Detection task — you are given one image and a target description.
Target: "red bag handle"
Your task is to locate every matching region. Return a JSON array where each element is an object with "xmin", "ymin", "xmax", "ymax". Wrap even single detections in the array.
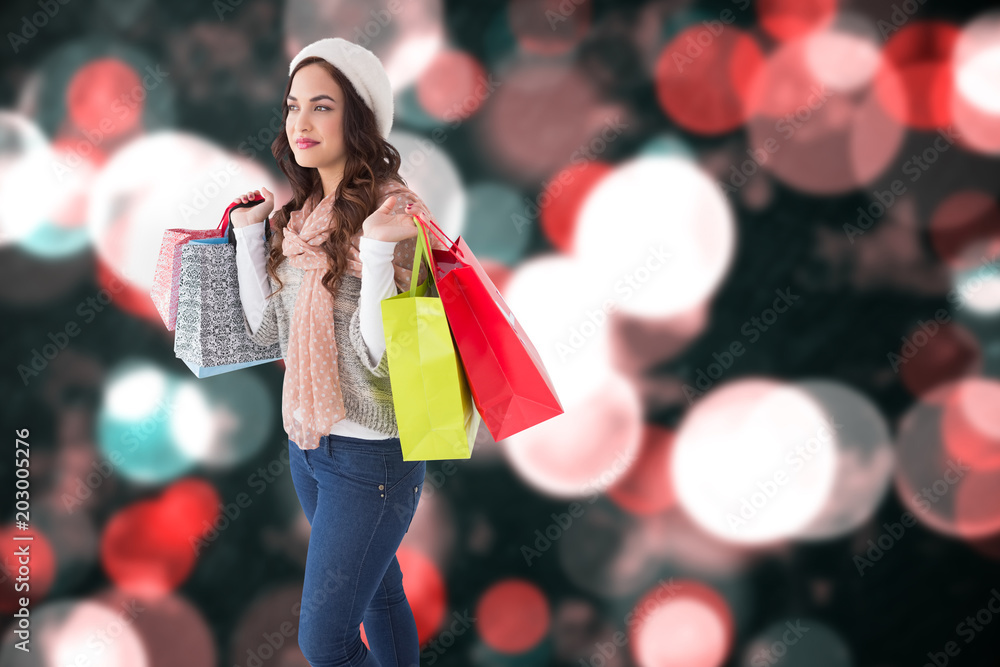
[
  {"xmin": 218, "ymin": 201, "xmax": 241, "ymax": 231},
  {"xmin": 222, "ymin": 193, "xmax": 268, "ymax": 242},
  {"xmin": 411, "ymin": 211, "xmax": 453, "ymax": 249},
  {"xmin": 221, "ymin": 193, "xmax": 264, "ymax": 229}
]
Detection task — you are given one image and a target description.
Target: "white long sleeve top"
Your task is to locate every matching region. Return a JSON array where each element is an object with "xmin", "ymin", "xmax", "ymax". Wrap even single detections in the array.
[{"xmin": 233, "ymin": 220, "xmax": 399, "ymax": 440}]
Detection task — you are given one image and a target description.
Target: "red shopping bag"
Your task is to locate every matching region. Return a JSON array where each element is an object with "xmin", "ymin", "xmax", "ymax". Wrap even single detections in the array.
[
  {"xmin": 151, "ymin": 196, "xmax": 257, "ymax": 330},
  {"xmin": 412, "ymin": 212, "xmax": 564, "ymax": 441}
]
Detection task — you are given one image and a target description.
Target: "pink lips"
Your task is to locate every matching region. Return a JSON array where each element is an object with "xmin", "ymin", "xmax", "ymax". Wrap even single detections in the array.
[{"xmin": 296, "ymin": 139, "xmax": 319, "ymax": 149}]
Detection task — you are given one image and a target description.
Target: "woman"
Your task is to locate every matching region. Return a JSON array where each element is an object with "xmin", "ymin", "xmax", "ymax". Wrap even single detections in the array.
[{"xmin": 227, "ymin": 37, "xmax": 444, "ymax": 667}]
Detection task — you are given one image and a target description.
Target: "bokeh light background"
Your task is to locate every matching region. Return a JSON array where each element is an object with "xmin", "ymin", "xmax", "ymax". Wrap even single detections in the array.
[{"xmin": 2, "ymin": 0, "xmax": 1000, "ymax": 665}]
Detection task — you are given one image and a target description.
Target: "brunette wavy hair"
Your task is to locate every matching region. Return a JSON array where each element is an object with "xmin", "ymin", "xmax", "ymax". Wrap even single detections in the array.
[{"xmin": 263, "ymin": 56, "xmax": 406, "ymax": 299}]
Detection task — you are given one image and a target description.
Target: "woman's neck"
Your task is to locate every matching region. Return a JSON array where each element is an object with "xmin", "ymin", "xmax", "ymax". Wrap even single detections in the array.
[{"xmin": 318, "ymin": 164, "xmax": 345, "ymax": 199}]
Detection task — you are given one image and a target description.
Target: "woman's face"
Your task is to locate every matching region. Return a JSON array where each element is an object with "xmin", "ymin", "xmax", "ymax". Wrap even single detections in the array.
[{"xmin": 286, "ymin": 64, "xmax": 346, "ymax": 172}]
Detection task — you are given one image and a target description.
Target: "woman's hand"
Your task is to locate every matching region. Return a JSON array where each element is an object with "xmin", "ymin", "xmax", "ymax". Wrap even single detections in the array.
[
  {"xmin": 361, "ymin": 196, "xmax": 420, "ymax": 243},
  {"xmin": 230, "ymin": 187, "xmax": 275, "ymax": 228}
]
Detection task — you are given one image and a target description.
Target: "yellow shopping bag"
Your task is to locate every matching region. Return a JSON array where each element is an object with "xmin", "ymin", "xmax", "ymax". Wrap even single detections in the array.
[{"xmin": 381, "ymin": 216, "xmax": 481, "ymax": 461}]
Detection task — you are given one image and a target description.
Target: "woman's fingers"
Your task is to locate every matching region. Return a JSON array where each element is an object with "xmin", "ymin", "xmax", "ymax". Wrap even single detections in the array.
[{"xmin": 234, "ymin": 189, "xmax": 262, "ymax": 203}]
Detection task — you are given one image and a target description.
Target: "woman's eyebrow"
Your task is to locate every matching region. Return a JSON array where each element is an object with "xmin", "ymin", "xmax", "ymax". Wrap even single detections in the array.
[{"xmin": 286, "ymin": 94, "xmax": 336, "ymax": 102}]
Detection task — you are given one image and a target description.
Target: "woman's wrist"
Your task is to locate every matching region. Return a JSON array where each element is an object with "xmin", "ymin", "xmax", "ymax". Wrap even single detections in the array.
[
  {"xmin": 233, "ymin": 221, "xmax": 264, "ymax": 229},
  {"xmin": 359, "ymin": 234, "xmax": 398, "ymax": 249},
  {"xmin": 229, "ymin": 211, "xmax": 265, "ymax": 229}
]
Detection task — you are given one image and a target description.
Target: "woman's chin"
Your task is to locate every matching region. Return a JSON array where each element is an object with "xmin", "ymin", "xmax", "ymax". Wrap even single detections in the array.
[
  {"xmin": 292, "ymin": 152, "xmax": 339, "ymax": 169},
  {"xmin": 292, "ymin": 154, "xmax": 317, "ymax": 167}
]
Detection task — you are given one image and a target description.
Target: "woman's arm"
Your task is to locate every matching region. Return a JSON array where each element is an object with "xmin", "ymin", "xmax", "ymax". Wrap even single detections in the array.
[
  {"xmin": 233, "ymin": 221, "xmax": 280, "ymax": 347},
  {"xmin": 348, "ymin": 184, "xmax": 445, "ymax": 376},
  {"xmin": 353, "ymin": 236, "xmax": 398, "ymax": 371}
]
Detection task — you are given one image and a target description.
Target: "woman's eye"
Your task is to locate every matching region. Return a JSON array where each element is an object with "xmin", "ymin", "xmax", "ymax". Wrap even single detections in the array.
[
  {"xmin": 287, "ymin": 104, "xmax": 297, "ymax": 111},
  {"xmin": 315, "ymin": 106, "xmax": 330, "ymax": 111}
]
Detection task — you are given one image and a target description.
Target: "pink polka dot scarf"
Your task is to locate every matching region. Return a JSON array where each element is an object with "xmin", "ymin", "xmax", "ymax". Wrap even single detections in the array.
[
  {"xmin": 281, "ymin": 187, "xmax": 361, "ymax": 451},
  {"xmin": 280, "ymin": 182, "xmax": 440, "ymax": 450}
]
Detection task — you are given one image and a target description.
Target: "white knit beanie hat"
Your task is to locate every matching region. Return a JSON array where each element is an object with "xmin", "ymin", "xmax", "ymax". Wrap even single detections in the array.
[{"xmin": 288, "ymin": 37, "xmax": 393, "ymax": 140}]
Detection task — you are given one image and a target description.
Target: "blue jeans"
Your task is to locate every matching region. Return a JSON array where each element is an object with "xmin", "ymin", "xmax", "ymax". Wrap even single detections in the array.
[{"xmin": 288, "ymin": 433, "xmax": 426, "ymax": 667}]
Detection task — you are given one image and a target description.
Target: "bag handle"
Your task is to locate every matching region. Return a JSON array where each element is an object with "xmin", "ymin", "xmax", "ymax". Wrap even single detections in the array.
[
  {"xmin": 216, "ymin": 206, "xmax": 232, "ymax": 231},
  {"xmin": 408, "ymin": 215, "xmax": 435, "ymax": 294},
  {"xmin": 411, "ymin": 211, "xmax": 453, "ymax": 249},
  {"xmin": 224, "ymin": 194, "xmax": 268, "ymax": 244}
]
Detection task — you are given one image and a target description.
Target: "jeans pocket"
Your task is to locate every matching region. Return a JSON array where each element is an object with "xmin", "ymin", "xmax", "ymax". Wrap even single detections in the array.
[
  {"xmin": 328, "ymin": 446, "xmax": 388, "ymax": 489},
  {"xmin": 403, "ymin": 465, "xmax": 425, "ymax": 534},
  {"xmin": 406, "ymin": 479, "xmax": 423, "ymax": 533}
]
